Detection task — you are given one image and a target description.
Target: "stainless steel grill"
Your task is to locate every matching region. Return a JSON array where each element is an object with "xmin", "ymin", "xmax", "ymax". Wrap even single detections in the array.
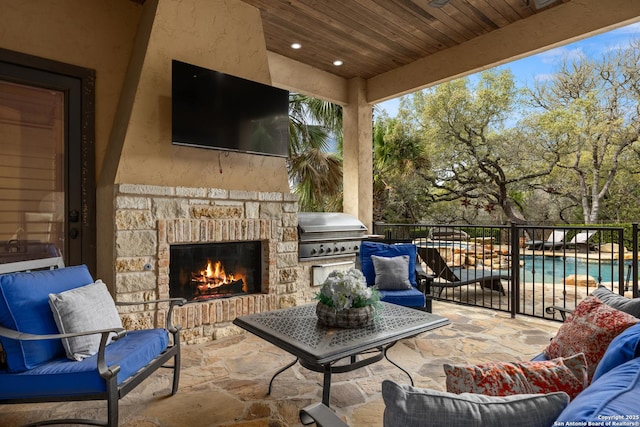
[{"xmin": 297, "ymin": 212, "xmax": 368, "ymax": 260}]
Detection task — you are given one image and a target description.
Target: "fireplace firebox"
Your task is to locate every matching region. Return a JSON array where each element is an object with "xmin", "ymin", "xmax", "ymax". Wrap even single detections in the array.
[{"xmin": 169, "ymin": 241, "xmax": 262, "ymax": 302}]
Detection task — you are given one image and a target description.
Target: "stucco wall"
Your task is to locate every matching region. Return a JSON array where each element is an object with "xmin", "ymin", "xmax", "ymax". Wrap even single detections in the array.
[{"xmin": 0, "ymin": 0, "xmax": 142, "ymax": 179}]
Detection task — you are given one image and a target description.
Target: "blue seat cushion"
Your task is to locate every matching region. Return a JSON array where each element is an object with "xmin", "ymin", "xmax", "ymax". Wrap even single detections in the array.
[
  {"xmin": 360, "ymin": 242, "xmax": 418, "ymax": 287},
  {"xmin": 555, "ymin": 356, "xmax": 640, "ymax": 422},
  {"xmin": 530, "ymin": 353, "xmax": 549, "ymax": 362},
  {"xmin": 0, "ymin": 265, "xmax": 94, "ymax": 372},
  {"xmin": 0, "ymin": 329, "xmax": 169, "ymax": 400},
  {"xmin": 379, "ymin": 288, "xmax": 425, "ymax": 308}
]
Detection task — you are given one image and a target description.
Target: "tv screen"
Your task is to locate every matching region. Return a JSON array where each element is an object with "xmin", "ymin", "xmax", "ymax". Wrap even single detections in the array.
[{"xmin": 172, "ymin": 60, "xmax": 289, "ymax": 158}]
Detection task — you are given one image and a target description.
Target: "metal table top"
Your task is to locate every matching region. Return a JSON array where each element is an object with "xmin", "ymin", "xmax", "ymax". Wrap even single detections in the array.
[{"xmin": 233, "ymin": 302, "xmax": 450, "ymax": 365}]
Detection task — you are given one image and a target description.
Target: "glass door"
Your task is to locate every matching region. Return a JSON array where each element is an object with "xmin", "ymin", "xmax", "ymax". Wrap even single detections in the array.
[
  {"xmin": 0, "ymin": 80, "xmax": 65, "ymax": 262},
  {"xmin": 0, "ymin": 49, "xmax": 96, "ymax": 272}
]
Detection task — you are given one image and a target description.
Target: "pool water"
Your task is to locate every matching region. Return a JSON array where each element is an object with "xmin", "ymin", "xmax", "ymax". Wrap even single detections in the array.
[{"xmin": 518, "ymin": 255, "xmax": 629, "ymax": 284}]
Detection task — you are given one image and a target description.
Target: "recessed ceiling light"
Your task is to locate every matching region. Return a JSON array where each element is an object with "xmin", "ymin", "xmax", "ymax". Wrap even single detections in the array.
[
  {"xmin": 530, "ymin": 0, "xmax": 559, "ymax": 8},
  {"xmin": 333, "ymin": 60, "xmax": 343, "ymax": 66},
  {"xmin": 291, "ymin": 43, "xmax": 302, "ymax": 49}
]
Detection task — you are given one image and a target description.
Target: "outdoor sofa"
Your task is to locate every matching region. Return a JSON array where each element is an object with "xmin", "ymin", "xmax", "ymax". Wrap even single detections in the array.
[{"xmin": 300, "ymin": 285, "xmax": 640, "ymax": 427}]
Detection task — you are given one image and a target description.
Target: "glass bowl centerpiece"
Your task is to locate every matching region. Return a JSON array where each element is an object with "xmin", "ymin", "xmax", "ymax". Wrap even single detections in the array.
[{"xmin": 315, "ymin": 268, "xmax": 381, "ymax": 328}]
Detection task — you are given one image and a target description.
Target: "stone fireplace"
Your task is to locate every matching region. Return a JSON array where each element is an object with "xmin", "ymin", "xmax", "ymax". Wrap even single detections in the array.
[{"xmin": 113, "ymin": 183, "xmax": 305, "ymax": 344}]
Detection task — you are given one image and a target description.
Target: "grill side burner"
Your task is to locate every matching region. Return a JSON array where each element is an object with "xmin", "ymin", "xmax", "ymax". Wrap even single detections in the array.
[{"xmin": 297, "ymin": 212, "xmax": 367, "ymax": 260}]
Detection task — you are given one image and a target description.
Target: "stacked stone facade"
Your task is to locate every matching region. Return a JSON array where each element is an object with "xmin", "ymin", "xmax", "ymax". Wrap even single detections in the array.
[{"xmin": 113, "ymin": 183, "xmax": 304, "ymax": 344}]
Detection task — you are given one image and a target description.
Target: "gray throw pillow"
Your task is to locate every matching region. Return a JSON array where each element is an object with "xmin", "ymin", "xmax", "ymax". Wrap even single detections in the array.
[
  {"xmin": 382, "ymin": 380, "xmax": 569, "ymax": 427},
  {"xmin": 591, "ymin": 285, "xmax": 640, "ymax": 318},
  {"xmin": 49, "ymin": 280, "xmax": 123, "ymax": 361},
  {"xmin": 371, "ymin": 255, "xmax": 412, "ymax": 290}
]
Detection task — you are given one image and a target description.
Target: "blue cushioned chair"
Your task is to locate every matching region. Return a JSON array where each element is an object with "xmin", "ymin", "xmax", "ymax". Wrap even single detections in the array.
[
  {"xmin": 0, "ymin": 264, "xmax": 185, "ymax": 427},
  {"xmin": 359, "ymin": 241, "xmax": 427, "ymax": 310}
]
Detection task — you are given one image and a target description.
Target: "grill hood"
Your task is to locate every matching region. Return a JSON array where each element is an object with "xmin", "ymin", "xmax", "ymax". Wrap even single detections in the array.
[{"xmin": 297, "ymin": 212, "xmax": 367, "ymax": 242}]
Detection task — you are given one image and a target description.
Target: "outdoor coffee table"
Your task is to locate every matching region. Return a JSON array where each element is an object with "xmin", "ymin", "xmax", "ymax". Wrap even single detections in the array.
[{"xmin": 233, "ymin": 301, "xmax": 450, "ymax": 406}]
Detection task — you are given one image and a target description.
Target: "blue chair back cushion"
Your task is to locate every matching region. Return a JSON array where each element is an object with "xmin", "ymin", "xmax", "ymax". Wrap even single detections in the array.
[
  {"xmin": 0, "ymin": 329, "xmax": 169, "ymax": 399},
  {"xmin": 555, "ymin": 356, "xmax": 640, "ymax": 422},
  {"xmin": 0, "ymin": 265, "xmax": 94, "ymax": 372},
  {"xmin": 591, "ymin": 322, "xmax": 640, "ymax": 381},
  {"xmin": 360, "ymin": 241, "xmax": 418, "ymax": 287}
]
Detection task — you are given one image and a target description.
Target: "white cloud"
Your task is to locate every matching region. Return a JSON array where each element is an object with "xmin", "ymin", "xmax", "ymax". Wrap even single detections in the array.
[
  {"xmin": 533, "ymin": 73, "xmax": 555, "ymax": 82},
  {"xmin": 538, "ymin": 46, "xmax": 585, "ymax": 64}
]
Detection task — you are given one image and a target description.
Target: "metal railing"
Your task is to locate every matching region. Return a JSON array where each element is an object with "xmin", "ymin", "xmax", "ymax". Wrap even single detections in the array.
[{"xmin": 372, "ymin": 222, "xmax": 640, "ymax": 321}]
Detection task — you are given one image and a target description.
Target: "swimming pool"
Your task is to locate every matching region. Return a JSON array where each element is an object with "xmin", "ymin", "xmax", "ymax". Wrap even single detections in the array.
[
  {"xmin": 518, "ymin": 255, "xmax": 629, "ymax": 284},
  {"xmin": 419, "ymin": 242, "xmax": 631, "ymax": 284}
]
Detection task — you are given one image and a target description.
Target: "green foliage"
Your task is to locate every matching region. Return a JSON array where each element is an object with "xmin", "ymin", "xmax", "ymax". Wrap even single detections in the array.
[
  {"xmin": 404, "ymin": 69, "xmax": 551, "ymax": 224},
  {"xmin": 288, "ymin": 93, "xmax": 344, "ymax": 212},
  {"xmin": 373, "ymin": 39, "xmax": 640, "ymax": 225},
  {"xmin": 372, "ymin": 113, "xmax": 431, "ymax": 223},
  {"xmin": 524, "ymin": 45, "xmax": 640, "ymax": 224}
]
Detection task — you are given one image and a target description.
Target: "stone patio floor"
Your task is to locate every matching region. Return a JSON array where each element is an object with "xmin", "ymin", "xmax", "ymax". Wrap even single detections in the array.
[{"xmin": 0, "ymin": 301, "xmax": 561, "ymax": 427}]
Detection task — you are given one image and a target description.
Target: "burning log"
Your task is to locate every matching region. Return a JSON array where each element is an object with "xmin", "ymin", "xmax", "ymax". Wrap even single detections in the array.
[
  {"xmin": 195, "ymin": 278, "xmax": 245, "ymax": 297},
  {"xmin": 190, "ymin": 259, "xmax": 247, "ymax": 300}
]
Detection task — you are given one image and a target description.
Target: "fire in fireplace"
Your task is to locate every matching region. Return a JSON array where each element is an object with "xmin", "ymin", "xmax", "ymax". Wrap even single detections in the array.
[{"xmin": 169, "ymin": 241, "xmax": 262, "ymax": 302}]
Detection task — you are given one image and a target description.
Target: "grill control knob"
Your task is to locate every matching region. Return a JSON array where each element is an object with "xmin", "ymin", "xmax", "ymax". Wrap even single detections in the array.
[
  {"xmin": 311, "ymin": 248, "xmax": 317, "ymax": 255},
  {"xmin": 340, "ymin": 246, "xmax": 346, "ymax": 251}
]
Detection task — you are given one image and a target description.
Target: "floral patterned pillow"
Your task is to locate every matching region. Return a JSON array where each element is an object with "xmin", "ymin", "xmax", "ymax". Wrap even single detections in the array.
[
  {"xmin": 444, "ymin": 353, "xmax": 587, "ymax": 400},
  {"xmin": 544, "ymin": 296, "xmax": 640, "ymax": 382}
]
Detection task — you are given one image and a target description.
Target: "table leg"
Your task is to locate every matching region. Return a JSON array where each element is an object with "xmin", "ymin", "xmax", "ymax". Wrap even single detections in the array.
[
  {"xmin": 268, "ymin": 357, "xmax": 299, "ymax": 395},
  {"xmin": 322, "ymin": 364, "xmax": 332, "ymax": 406},
  {"xmin": 384, "ymin": 342, "xmax": 414, "ymax": 385},
  {"xmin": 299, "ymin": 349, "xmax": 386, "ymax": 407}
]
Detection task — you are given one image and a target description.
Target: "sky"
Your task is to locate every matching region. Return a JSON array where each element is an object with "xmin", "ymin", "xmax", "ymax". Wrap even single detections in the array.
[{"xmin": 377, "ymin": 22, "xmax": 640, "ymax": 117}]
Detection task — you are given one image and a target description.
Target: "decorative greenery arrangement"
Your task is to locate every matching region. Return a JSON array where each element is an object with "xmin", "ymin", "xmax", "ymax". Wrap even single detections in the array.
[{"xmin": 316, "ymin": 268, "xmax": 381, "ymax": 311}]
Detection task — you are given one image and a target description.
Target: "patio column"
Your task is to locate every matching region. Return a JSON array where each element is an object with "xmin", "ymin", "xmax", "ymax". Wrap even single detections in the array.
[{"xmin": 343, "ymin": 77, "xmax": 373, "ymax": 231}]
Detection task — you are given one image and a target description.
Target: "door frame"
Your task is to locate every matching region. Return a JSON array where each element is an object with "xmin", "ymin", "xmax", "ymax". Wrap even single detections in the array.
[{"xmin": 0, "ymin": 48, "xmax": 96, "ymax": 273}]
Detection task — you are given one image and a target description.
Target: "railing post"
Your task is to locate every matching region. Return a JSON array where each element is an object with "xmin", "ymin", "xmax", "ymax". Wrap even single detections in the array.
[
  {"xmin": 616, "ymin": 228, "xmax": 625, "ymax": 295},
  {"xmin": 617, "ymin": 227, "xmax": 625, "ymax": 295},
  {"xmin": 634, "ymin": 223, "xmax": 639, "ymax": 298},
  {"xmin": 510, "ymin": 222, "xmax": 520, "ymax": 318}
]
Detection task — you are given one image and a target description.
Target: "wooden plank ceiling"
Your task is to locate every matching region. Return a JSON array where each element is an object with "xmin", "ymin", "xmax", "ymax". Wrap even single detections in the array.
[{"xmin": 241, "ymin": 0, "xmax": 568, "ymax": 79}]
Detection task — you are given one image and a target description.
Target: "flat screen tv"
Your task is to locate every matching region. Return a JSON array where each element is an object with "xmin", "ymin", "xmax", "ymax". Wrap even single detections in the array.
[{"xmin": 171, "ymin": 60, "xmax": 289, "ymax": 158}]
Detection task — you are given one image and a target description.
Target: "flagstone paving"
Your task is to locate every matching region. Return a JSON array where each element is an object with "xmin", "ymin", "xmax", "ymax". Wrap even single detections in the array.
[{"xmin": 0, "ymin": 301, "xmax": 560, "ymax": 427}]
